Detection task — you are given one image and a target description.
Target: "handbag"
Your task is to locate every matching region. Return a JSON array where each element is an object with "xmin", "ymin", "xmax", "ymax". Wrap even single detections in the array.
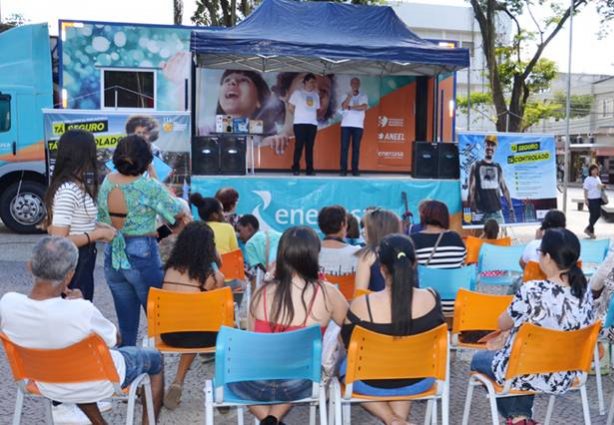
[
  {"xmin": 602, "ymin": 189, "xmax": 609, "ymax": 206},
  {"xmin": 321, "ymin": 322, "xmax": 345, "ymax": 385}
]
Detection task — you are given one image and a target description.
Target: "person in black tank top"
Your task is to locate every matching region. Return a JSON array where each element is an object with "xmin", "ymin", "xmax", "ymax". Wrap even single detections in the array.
[{"xmin": 341, "ymin": 233, "xmax": 444, "ymax": 425}]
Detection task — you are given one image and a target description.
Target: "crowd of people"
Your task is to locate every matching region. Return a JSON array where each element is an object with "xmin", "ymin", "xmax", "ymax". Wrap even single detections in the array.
[{"xmin": 0, "ymin": 129, "xmax": 609, "ymax": 425}]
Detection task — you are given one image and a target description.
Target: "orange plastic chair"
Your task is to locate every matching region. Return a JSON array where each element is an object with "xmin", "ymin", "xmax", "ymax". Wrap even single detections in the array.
[
  {"xmin": 220, "ymin": 249, "xmax": 246, "ymax": 281},
  {"xmin": 523, "ymin": 260, "xmax": 583, "ymax": 283},
  {"xmin": 146, "ymin": 286, "xmax": 235, "ymax": 354},
  {"xmin": 324, "ymin": 273, "xmax": 356, "ymax": 300},
  {"xmin": 465, "ymin": 236, "xmax": 512, "ymax": 265},
  {"xmin": 329, "ymin": 324, "xmax": 449, "ymax": 425},
  {"xmin": 0, "ymin": 332, "xmax": 155, "ymax": 425},
  {"xmin": 352, "ymin": 288, "xmax": 371, "ymax": 299},
  {"xmin": 451, "ymin": 289, "xmax": 513, "ymax": 350},
  {"xmin": 462, "ymin": 322, "xmax": 601, "ymax": 425}
]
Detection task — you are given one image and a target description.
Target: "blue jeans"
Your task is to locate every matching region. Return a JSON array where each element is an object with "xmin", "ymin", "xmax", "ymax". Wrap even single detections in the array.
[
  {"xmin": 228, "ymin": 379, "xmax": 312, "ymax": 402},
  {"xmin": 104, "ymin": 237, "xmax": 164, "ymax": 347},
  {"xmin": 116, "ymin": 346, "xmax": 163, "ymax": 388},
  {"xmin": 340, "ymin": 127, "xmax": 363, "ymax": 174},
  {"xmin": 470, "ymin": 350, "xmax": 534, "ymax": 419}
]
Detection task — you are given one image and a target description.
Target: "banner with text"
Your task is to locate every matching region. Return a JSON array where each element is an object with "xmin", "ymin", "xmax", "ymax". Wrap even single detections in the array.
[
  {"xmin": 43, "ymin": 109, "xmax": 191, "ymax": 186},
  {"xmin": 458, "ymin": 132, "xmax": 557, "ymax": 227}
]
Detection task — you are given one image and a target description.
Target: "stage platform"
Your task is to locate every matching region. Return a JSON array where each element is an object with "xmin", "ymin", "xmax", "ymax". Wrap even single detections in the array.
[{"xmin": 191, "ymin": 174, "xmax": 462, "ymax": 232}]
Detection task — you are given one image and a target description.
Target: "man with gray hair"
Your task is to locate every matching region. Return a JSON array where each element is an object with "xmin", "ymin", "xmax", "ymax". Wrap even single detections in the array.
[{"xmin": 0, "ymin": 236, "xmax": 164, "ymax": 424}]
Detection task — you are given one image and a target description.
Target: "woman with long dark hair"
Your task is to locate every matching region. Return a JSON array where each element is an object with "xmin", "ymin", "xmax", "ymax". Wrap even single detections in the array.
[
  {"xmin": 161, "ymin": 221, "xmax": 224, "ymax": 410},
  {"xmin": 341, "ymin": 234, "xmax": 444, "ymax": 425},
  {"xmin": 470, "ymin": 228, "xmax": 594, "ymax": 425},
  {"xmin": 44, "ymin": 129, "xmax": 116, "ymax": 301},
  {"xmin": 229, "ymin": 226, "xmax": 348, "ymax": 425}
]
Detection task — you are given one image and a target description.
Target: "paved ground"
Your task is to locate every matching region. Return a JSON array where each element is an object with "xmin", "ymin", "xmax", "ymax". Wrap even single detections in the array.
[{"xmin": 1, "ymin": 187, "xmax": 614, "ymax": 424}]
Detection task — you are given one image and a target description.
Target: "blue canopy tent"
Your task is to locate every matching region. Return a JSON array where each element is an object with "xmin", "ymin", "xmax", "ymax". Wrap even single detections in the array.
[{"xmin": 190, "ymin": 0, "xmax": 469, "ymax": 76}]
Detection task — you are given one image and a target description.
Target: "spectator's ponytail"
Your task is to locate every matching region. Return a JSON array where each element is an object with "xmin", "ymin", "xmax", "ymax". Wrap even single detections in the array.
[
  {"xmin": 540, "ymin": 228, "xmax": 587, "ymax": 299},
  {"xmin": 189, "ymin": 193, "xmax": 223, "ymax": 222},
  {"xmin": 378, "ymin": 234, "xmax": 418, "ymax": 335}
]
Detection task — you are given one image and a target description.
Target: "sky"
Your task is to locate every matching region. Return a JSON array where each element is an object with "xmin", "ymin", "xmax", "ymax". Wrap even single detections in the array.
[{"xmin": 2, "ymin": 0, "xmax": 613, "ymax": 76}]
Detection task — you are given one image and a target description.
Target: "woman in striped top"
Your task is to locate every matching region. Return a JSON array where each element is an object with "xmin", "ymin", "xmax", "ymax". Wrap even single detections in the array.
[
  {"xmin": 409, "ymin": 200, "xmax": 466, "ymax": 313},
  {"xmin": 44, "ymin": 130, "xmax": 116, "ymax": 301}
]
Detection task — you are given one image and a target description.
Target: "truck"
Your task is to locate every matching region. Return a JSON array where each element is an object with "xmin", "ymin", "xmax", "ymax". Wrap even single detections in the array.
[{"xmin": 0, "ymin": 23, "xmax": 53, "ymax": 233}]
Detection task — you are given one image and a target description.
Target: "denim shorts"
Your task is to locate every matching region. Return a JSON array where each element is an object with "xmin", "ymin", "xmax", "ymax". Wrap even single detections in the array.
[
  {"xmin": 115, "ymin": 346, "xmax": 163, "ymax": 388},
  {"xmin": 228, "ymin": 379, "xmax": 312, "ymax": 402}
]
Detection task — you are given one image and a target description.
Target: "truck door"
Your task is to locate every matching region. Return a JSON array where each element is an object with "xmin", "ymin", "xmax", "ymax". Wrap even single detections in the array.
[{"xmin": 0, "ymin": 92, "xmax": 17, "ymax": 160}]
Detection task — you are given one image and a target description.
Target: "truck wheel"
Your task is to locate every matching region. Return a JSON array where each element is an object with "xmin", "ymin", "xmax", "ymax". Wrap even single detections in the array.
[{"xmin": 0, "ymin": 181, "xmax": 47, "ymax": 234}]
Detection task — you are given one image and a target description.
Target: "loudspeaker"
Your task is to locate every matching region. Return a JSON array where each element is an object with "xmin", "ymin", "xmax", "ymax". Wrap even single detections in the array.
[
  {"xmin": 438, "ymin": 143, "xmax": 460, "ymax": 179},
  {"xmin": 220, "ymin": 136, "xmax": 246, "ymax": 175},
  {"xmin": 192, "ymin": 136, "xmax": 220, "ymax": 175},
  {"xmin": 413, "ymin": 142, "xmax": 438, "ymax": 178}
]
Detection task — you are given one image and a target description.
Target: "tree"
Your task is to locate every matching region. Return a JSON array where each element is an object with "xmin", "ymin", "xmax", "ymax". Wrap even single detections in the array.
[
  {"xmin": 0, "ymin": 13, "xmax": 28, "ymax": 33},
  {"xmin": 468, "ymin": 0, "xmax": 614, "ymax": 132},
  {"xmin": 173, "ymin": 0, "xmax": 184, "ymax": 25},
  {"xmin": 192, "ymin": 0, "xmax": 379, "ymax": 27}
]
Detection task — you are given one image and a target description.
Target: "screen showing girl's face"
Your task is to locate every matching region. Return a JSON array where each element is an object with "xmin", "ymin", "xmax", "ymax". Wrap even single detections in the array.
[{"xmin": 218, "ymin": 72, "xmax": 259, "ymax": 117}]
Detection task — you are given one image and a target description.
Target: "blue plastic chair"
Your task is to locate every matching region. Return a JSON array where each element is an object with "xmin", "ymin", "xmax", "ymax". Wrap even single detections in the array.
[
  {"xmin": 476, "ymin": 244, "xmax": 526, "ymax": 286},
  {"xmin": 204, "ymin": 325, "xmax": 327, "ymax": 425},
  {"xmin": 418, "ymin": 265, "xmax": 476, "ymax": 300},
  {"xmin": 580, "ymin": 239, "xmax": 609, "ymax": 277}
]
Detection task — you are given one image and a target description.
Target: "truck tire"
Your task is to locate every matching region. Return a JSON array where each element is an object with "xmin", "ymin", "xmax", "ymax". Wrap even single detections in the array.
[{"xmin": 0, "ymin": 181, "xmax": 47, "ymax": 234}]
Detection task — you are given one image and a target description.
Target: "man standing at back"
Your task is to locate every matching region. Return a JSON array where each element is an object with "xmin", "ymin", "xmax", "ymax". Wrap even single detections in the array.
[{"xmin": 339, "ymin": 77, "xmax": 368, "ymax": 176}]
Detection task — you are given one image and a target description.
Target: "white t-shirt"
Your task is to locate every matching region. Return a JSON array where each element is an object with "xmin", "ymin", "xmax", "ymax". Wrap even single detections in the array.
[
  {"xmin": 341, "ymin": 93, "xmax": 368, "ymax": 128},
  {"xmin": 583, "ymin": 176, "xmax": 602, "ymax": 200},
  {"xmin": 52, "ymin": 182, "xmax": 97, "ymax": 235},
  {"xmin": 0, "ymin": 293, "xmax": 126, "ymax": 403},
  {"xmin": 319, "ymin": 244, "xmax": 361, "ymax": 275},
  {"xmin": 289, "ymin": 89, "xmax": 320, "ymax": 126},
  {"xmin": 521, "ymin": 239, "xmax": 541, "ymax": 264}
]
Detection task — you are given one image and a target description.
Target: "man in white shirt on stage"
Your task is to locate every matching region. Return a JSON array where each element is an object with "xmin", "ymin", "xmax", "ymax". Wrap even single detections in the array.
[{"xmin": 340, "ymin": 77, "xmax": 368, "ymax": 176}]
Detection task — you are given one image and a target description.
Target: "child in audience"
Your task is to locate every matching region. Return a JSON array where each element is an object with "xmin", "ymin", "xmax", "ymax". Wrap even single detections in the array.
[{"xmin": 481, "ymin": 218, "xmax": 499, "ymax": 240}]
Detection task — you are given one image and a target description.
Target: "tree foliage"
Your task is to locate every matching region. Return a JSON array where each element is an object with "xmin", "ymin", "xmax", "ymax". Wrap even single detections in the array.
[
  {"xmin": 0, "ymin": 13, "xmax": 28, "ymax": 33},
  {"xmin": 173, "ymin": 0, "xmax": 184, "ymax": 25},
  {"xmin": 468, "ymin": 0, "xmax": 614, "ymax": 132}
]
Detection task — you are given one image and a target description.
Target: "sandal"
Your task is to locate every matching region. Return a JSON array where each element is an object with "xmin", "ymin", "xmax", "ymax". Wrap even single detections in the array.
[{"xmin": 163, "ymin": 383, "xmax": 183, "ymax": 410}]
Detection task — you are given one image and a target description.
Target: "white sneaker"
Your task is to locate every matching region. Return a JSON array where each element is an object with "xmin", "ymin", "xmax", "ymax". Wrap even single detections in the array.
[
  {"xmin": 52, "ymin": 403, "xmax": 92, "ymax": 425},
  {"xmin": 97, "ymin": 400, "xmax": 112, "ymax": 413}
]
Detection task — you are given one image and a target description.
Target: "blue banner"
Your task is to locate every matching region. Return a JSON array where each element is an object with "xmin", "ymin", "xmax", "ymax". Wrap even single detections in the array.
[
  {"xmin": 192, "ymin": 176, "xmax": 462, "ymax": 232},
  {"xmin": 458, "ymin": 132, "xmax": 557, "ymax": 227}
]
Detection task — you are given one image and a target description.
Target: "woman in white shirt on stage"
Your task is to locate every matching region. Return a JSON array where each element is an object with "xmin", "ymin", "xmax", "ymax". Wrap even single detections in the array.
[
  {"xmin": 583, "ymin": 164, "xmax": 606, "ymax": 239},
  {"xmin": 288, "ymin": 73, "xmax": 323, "ymax": 176}
]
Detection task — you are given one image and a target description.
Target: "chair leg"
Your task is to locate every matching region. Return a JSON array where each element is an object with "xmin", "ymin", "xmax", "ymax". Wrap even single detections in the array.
[
  {"xmin": 310, "ymin": 403, "xmax": 316, "ymax": 425},
  {"xmin": 342, "ymin": 402, "xmax": 351, "ymax": 425},
  {"xmin": 328, "ymin": 390, "xmax": 335, "ymax": 425},
  {"xmin": 606, "ymin": 388, "xmax": 614, "ymax": 425},
  {"xmin": 143, "ymin": 379, "xmax": 155, "ymax": 425},
  {"xmin": 237, "ymin": 407, "xmax": 244, "ymax": 425},
  {"xmin": 319, "ymin": 385, "xmax": 328, "ymax": 425},
  {"xmin": 461, "ymin": 379, "xmax": 475, "ymax": 425},
  {"xmin": 431, "ymin": 399, "xmax": 438, "ymax": 425},
  {"xmin": 580, "ymin": 385, "xmax": 592, "ymax": 425},
  {"xmin": 544, "ymin": 395, "xmax": 555, "ymax": 425},
  {"xmin": 335, "ymin": 382, "xmax": 342, "ymax": 425},
  {"xmin": 125, "ymin": 382, "xmax": 138, "ymax": 425},
  {"xmin": 43, "ymin": 398, "xmax": 53, "ymax": 425},
  {"xmin": 424, "ymin": 400, "xmax": 433, "ymax": 425},
  {"xmin": 204, "ymin": 380, "xmax": 214, "ymax": 425},
  {"xmin": 442, "ymin": 389, "xmax": 450, "ymax": 425},
  {"xmin": 12, "ymin": 388, "xmax": 24, "ymax": 425},
  {"xmin": 595, "ymin": 345, "xmax": 606, "ymax": 415}
]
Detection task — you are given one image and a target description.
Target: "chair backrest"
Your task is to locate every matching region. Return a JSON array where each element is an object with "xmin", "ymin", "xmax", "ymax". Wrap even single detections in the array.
[
  {"xmin": 345, "ymin": 324, "xmax": 448, "ymax": 385},
  {"xmin": 324, "ymin": 273, "xmax": 355, "ymax": 300},
  {"xmin": 477, "ymin": 244, "xmax": 525, "ymax": 274},
  {"xmin": 505, "ymin": 322, "xmax": 600, "ymax": 381},
  {"xmin": 465, "ymin": 236, "xmax": 512, "ymax": 264},
  {"xmin": 579, "ymin": 239, "xmax": 609, "ymax": 265},
  {"xmin": 147, "ymin": 287, "xmax": 235, "ymax": 337},
  {"xmin": 523, "ymin": 260, "xmax": 583, "ymax": 283},
  {"xmin": 418, "ymin": 265, "xmax": 476, "ymax": 300},
  {"xmin": 451, "ymin": 288, "xmax": 513, "ymax": 335},
  {"xmin": 220, "ymin": 249, "xmax": 246, "ymax": 281},
  {"xmin": 0, "ymin": 332, "xmax": 120, "ymax": 386},
  {"xmin": 214, "ymin": 325, "xmax": 322, "ymax": 386}
]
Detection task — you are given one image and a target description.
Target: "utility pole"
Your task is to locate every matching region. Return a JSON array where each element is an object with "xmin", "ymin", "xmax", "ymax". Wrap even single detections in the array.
[{"xmin": 562, "ymin": 0, "xmax": 574, "ymax": 214}]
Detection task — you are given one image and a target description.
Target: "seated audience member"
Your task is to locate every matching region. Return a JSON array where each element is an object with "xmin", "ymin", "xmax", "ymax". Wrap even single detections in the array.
[
  {"xmin": 470, "ymin": 228, "xmax": 593, "ymax": 425},
  {"xmin": 345, "ymin": 213, "xmax": 363, "ymax": 246},
  {"xmin": 590, "ymin": 248, "xmax": 614, "ymax": 344},
  {"xmin": 318, "ymin": 205, "xmax": 360, "ymax": 275},
  {"xmin": 215, "ymin": 187, "xmax": 240, "ymax": 228},
  {"xmin": 229, "ymin": 226, "xmax": 348, "ymax": 425},
  {"xmin": 355, "ymin": 209, "xmax": 401, "ymax": 292},
  {"xmin": 236, "ymin": 214, "xmax": 282, "ymax": 272},
  {"xmin": 161, "ymin": 222, "xmax": 224, "ymax": 410},
  {"xmin": 409, "ymin": 200, "xmax": 466, "ymax": 314},
  {"xmin": 342, "ymin": 233, "xmax": 444, "ymax": 425},
  {"xmin": 481, "ymin": 218, "xmax": 500, "ymax": 240},
  {"xmin": 519, "ymin": 209, "xmax": 566, "ymax": 269},
  {"xmin": 0, "ymin": 236, "xmax": 163, "ymax": 425},
  {"xmin": 190, "ymin": 193, "xmax": 239, "ymax": 256}
]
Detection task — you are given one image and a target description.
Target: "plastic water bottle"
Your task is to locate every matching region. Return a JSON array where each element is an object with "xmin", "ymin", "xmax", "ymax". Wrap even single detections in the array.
[{"xmin": 182, "ymin": 179, "xmax": 189, "ymax": 201}]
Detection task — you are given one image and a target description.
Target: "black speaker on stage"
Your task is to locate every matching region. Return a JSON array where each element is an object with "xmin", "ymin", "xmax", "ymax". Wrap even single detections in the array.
[
  {"xmin": 413, "ymin": 142, "xmax": 438, "ymax": 178},
  {"xmin": 438, "ymin": 143, "xmax": 460, "ymax": 179},
  {"xmin": 220, "ymin": 136, "xmax": 246, "ymax": 175},
  {"xmin": 192, "ymin": 136, "xmax": 220, "ymax": 175}
]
